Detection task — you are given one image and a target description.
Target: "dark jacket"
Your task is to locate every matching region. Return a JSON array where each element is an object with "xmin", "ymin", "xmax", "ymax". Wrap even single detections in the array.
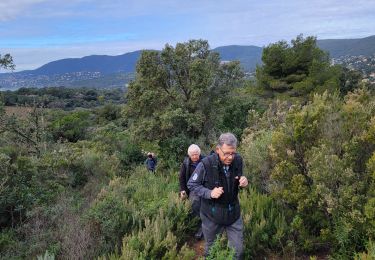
[
  {"xmin": 187, "ymin": 153, "xmax": 244, "ymax": 225},
  {"xmin": 145, "ymin": 157, "xmax": 157, "ymax": 170},
  {"xmin": 179, "ymin": 155, "xmax": 204, "ymax": 195}
]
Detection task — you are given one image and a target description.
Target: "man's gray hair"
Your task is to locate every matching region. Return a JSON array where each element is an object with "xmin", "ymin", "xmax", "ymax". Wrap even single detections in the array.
[
  {"xmin": 188, "ymin": 144, "xmax": 201, "ymax": 156},
  {"xmin": 217, "ymin": 132, "xmax": 238, "ymax": 148}
]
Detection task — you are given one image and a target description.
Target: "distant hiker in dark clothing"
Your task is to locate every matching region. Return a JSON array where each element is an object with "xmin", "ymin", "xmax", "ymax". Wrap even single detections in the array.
[
  {"xmin": 179, "ymin": 144, "xmax": 204, "ymax": 239},
  {"xmin": 188, "ymin": 133, "xmax": 248, "ymax": 259},
  {"xmin": 145, "ymin": 153, "xmax": 157, "ymax": 173}
]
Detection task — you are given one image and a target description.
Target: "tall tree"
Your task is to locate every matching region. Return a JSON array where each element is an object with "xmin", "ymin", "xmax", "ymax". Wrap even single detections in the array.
[
  {"xmin": 256, "ymin": 35, "xmax": 332, "ymax": 93},
  {"xmin": 124, "ymin": 39, "xmax": 244, "ymax": 162},
  {"xmin": 0, "ymin": 52, "xmax": 14, "ymax": 119},
  {"xmin": 0, "ymin": 53, "xmax": 15, "ymax": 71}
]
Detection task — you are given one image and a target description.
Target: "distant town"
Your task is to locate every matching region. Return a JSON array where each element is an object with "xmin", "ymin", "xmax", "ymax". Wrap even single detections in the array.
[
  {"xmin": 0, "ymin": 71, "xmax": 102, "ymax": 89},
  {"xmin": 332, "ymin": 54, "xmax": 375, "ymax": 84},
  {"xmin": 1, "ymin": 54, "xmax": 375, "ymax": 89},
  {"xmin": 0, "ymin": 71, "xmax": 134, "ymax": 89}
]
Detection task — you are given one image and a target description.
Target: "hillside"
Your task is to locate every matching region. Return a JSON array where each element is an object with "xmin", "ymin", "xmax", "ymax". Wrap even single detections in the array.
[
  {"xmin": 317, "ymin": 35, "xmax": 375, "ymax": 57},
  {"xmin": 212, "ymin": 45, "xmax": 262, "ymax": 71},
  {"xmin": 1, "ymin": 35, "xmax": 375, "ymax": 89},
  {"xmin": 32, "ymin": 51, "xmax": 142, "ymax": 75}
]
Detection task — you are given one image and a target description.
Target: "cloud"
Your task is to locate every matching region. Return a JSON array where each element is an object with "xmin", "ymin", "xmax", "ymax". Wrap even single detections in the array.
[
  {"xmin": 0, "ymin": 0, "xmax": 49, "ymax": 21},
  {"xmin": 1, "ymin": 0, "xmax": 374, "ymax": 71}
]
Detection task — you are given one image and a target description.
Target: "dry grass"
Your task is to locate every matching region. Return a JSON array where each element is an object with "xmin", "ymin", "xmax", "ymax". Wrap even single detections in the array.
[
  {"xmin": 4, "ymin": 106, "xmax": 50, "ymax": 120},
  {"xmin": 23, "ymin": 193, "xmax": 100, "ymax": 259},
  {"xmin": 5, "ymin": 106, "xmax": 35, "ymax": 119}
]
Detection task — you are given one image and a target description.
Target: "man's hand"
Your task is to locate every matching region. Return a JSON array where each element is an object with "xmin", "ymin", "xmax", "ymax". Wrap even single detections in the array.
[
  {"xmin": 180, "ymin": 190, "xmax": 188, "ymax": 200},
  {"xmin": 211, "ymin": 187, "xmax": 224, "ymax": 199},
  {"xmin": 238, "ymin": 176, "xmax": 248, "ymax": 188}
]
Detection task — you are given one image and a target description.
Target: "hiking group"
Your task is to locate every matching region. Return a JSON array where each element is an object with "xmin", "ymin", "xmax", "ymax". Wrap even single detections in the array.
[{"xmin": 180, "ymin": 132, "xmax": 248, "ymax": 259}]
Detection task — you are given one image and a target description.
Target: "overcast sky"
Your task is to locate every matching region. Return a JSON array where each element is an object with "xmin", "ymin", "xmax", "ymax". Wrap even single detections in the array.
[{"xmin": 1, "ymin": 0, "xmax": 374, "ymax": 71}]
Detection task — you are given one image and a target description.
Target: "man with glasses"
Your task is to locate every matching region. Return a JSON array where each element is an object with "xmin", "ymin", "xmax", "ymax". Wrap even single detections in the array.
[{"xmin": 188, "ymin": 133, "xmax": 248, "ymax": 259}]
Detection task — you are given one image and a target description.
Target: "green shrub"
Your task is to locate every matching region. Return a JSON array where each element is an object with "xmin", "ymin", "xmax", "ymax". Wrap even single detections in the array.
[
  {"xmin": 119, "ymin": 211, "xmax": 180, "ymax": 259},
  {"xmin": 117, "ymin": 138, "xmax": 144, "ymax": 170},
  {"xmin": 241, "ymin": 88, "xmax": 375, "ymax": 256},
  {"xmin": 355, "ymin": 240, "xmax": 375, "ymax": 260},
  {"xmin": 49, "ymin": 110, "xmax": 92, "ymax": 142},
  {"xmin": 116, "ymin": 209, "xmax": 196, "ymax": 259},
  {"xmin": 96, "ymin": 103, "xmax": 122, "ymax": 123},
  {"xmin": 158, "ymin": 134, "xmax": 193, "ymax": 169},
  {"xmin": 0, "ymin": 155, "xmax": 38, "ymax": 227},
  {"xmin": 87, "ymin": 180, "xmax": 137, "ymax": 253},
  {"xmin": 0, "ymin": 229, "xmax": 17, "ymax": 255},
  {"xmin": 240, "ymin": 188, "xmax": 288, "ymax": 258},
  {"xmin": 87, "ymin": 167, "xmax": 195, "ymax": 254},
  {"xmin": 206, "ymin": 234, "xmax": 235, "ymax": 260},
  {"xmin": 90, "ymin": 127, "xmax": 144, "ymax": 171}
]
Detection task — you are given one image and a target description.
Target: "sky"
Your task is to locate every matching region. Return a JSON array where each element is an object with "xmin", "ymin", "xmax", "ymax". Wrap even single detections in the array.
[{"xmin": 1, "ymin": 0, "xmax": 374, "ymax": 72}]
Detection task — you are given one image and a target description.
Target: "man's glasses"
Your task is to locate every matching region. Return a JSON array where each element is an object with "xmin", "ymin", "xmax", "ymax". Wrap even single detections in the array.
[{"xmin": 219, "ymin": 146, "xmax": 236, "ymax": 158}]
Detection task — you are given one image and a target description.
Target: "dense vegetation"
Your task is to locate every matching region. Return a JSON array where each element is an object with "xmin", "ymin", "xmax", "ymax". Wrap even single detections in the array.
[
  {"xmin": 1, "ymin": 36, "xmax": 375, "ymax": 259},
  {"xmin": 2, "ymin": 87, "xmax": 125, "ymax": 109}
]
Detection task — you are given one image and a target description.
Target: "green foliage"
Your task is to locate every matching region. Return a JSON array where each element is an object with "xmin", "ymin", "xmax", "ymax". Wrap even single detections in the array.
[
  {"xmin": 1, "ymin": 106, "xmax": 48, "ymax": 156},
  {"xmin": 241, "ymin": 130, "xmax": 273, "ymax": 192},
  {"xmin": 49, "ymin": 110, "xmax": 92, "ymax": 142},
  {"xmin": 0, "ymin": 155, "xmax": 38, "ymax": 227},
  {"xmin": 241, "ymin": 88, "xmax": 375, "ymax": 256},
  {"xmin": 218, "ymin": 87, "xmax": 261, "ymax": 139},
  {"xmin": 87, "ymin": 182, "xmax": 136, "ymax": 253},
  {"xmin": 240, "ymin": 188, "xmax": 288, "ymax": 258},
  {"xmin": 42, "ymin": 142, "xmax": 120, "ymax": 187},
  {"xmin": 0, "ymin": 38, "xmax": 372, "ymax": 259},
  {"xmin": 91, "ymin": 126, "xmax": 145, "ymax": 171},
  {"xmin": 95, "ymin": 103, "xmax": 122, "ymax": 123},
  {"xmin": 206, "ymin": 234, "xmax": 235, "ymax": 260},
  {"xmin": 256, "ymin": 34, "xmax": 346, "ymax": 96},
  {"xmin": 355, "ymin": 240, "xmax": 375, "ymax": 260},
  {"xmin": 0, "ymin": 91, "xmax": 4, "ymax": 110},
  {"xmin": 0, "ymin": 53, "xmax": 15, "ymax": 70},
  {"xmin": 158, "ymin": 133, "xmax": 194, "ymax": 169},
  {"xmin": 117, "ymin": 140, "xmax": 144, "ymax": 170},
  {"xmin": 2, "ymin": 87, "xmax": 125, "ymax": 108},
  {"xmin": 0, "ymin": 138, "xmax": 119, "ymax": 229},
  {"xmin": 0, "ymin": 134, "xmax": 122, "ymax": 255},
  {"xmin": 119, "ymin": 212, "xmax": 182, "ymax": 259},
  {"xmin": 88, "ymin": 167, "xmax": 197, "ymax": 255},
  {"xmin": 114, "ymin": 200, "xmax": 196, "ymax": 259},
  {"xmin": 125, "ymin": 39, "xmax": 244, "ymax": 166},
  {"xmin": 338, "ymin": 66, "xmax": 363, "ymax": 95},
  {"xmin": 0, "ymin": 229, "xmax": 17, "ymax": 253}
]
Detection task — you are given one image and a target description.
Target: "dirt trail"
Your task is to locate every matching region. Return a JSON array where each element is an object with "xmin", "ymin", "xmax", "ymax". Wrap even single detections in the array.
[{"xmin": 190, "ymin": 239, "xmax": 205, "ymax": 259}]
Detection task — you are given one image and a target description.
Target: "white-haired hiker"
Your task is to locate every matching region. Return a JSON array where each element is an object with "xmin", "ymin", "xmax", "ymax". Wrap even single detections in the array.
[{"xmin": 179, "ymin": 144, "xmax": 205, "ymax": 239}]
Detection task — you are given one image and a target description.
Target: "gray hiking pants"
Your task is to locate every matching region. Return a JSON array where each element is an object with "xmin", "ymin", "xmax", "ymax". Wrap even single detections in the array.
[
  {"xmin": 189, "ymin": 192, "xmax": 201, "ymax": 218},
  {"xmin": 201, "ymin": 213, "xmax": 244, "ymax": 259}
]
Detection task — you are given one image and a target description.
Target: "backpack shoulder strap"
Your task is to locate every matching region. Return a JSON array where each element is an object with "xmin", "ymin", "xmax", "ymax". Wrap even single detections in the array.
[
  {"xmin": 233, "ymin": 154, "xmax": 243, "ymax": 177},
  {"xmin": 183, "ymin": 157, "xmax": 191, "ymax": 184},
  {"xmin": 201, "ymin": 154, "xmax": 220, "ymax": 186}
]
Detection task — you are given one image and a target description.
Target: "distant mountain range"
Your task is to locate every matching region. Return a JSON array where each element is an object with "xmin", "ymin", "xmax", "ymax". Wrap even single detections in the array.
[
  {"xmin": 317, "ymin": 35, "xmax": 375, "ymax": 57},
  {"xmin": 1, "ymin": 35, "xmax": 374, "ymax": 89},
  {"xmin": 213, "ymin": 45, "xmax": 262, "ymax": 71},
  {"xmin": 31, "ymin": 50, "xmax": 142, "ymax": 76}
]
